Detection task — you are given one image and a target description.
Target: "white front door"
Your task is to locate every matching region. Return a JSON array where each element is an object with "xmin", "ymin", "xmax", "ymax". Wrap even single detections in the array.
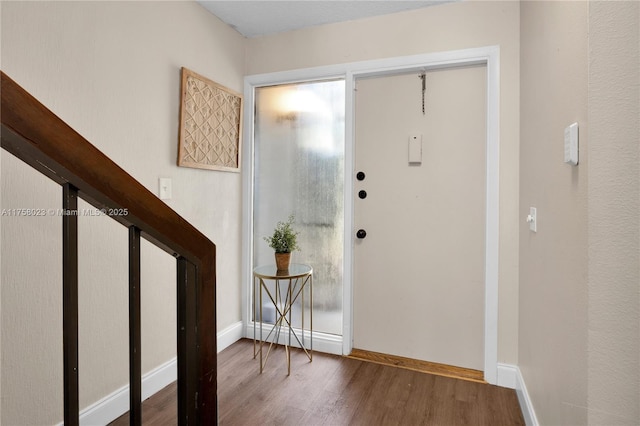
[{"xmin": 353, "ymin": 66, "xmax": 487, "ymax": 370}]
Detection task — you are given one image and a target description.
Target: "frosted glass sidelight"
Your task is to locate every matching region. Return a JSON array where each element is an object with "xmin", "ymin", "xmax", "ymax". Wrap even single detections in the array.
[{"xmin": 253, "ymin": 80, "xmax": 345, "ymax": 336}]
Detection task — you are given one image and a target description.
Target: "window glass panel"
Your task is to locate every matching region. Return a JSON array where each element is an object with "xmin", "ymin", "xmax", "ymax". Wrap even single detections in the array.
[{"xmin": 254, "ymin": 80, "xmax": 345, "ymax": 335}]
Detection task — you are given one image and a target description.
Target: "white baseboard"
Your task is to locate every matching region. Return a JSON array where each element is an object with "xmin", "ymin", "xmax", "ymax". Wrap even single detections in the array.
[
  {"xmin": 218, "ymin": 321, "xmax": 244, "ymax": 352},
  {"xmin": 76, "ymin": 357, "xmax": 177, "ymax": 426},
  {"xmin": 68, "ymin": 321, "xmax": 245, "ymax": 425},
  {"xmin": 515, "ymin": 366, "xmax": 539, "ymax": 426},
  {"xmin": 497, "ymin": 364, "xmax": 538, "ymax": 425},
  {"xmin": 497, "ymin": 363, "xmax": 517, "ymax": 389},
  {"xmin": 244, "ymin": 322, "xmax": 343, "ymax": 355}
]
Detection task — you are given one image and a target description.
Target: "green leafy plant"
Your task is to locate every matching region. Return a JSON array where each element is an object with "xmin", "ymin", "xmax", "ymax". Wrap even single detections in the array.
[{"xmin": 263, "ymin": 214, "xmax": 300, "ymax": 253}]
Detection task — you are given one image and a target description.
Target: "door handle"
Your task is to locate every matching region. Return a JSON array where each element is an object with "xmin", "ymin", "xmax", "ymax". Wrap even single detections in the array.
[
  {"xmin": 358, "ymin": 190, "xmax": 367, "ymax": 199},
  {"xmin": 356, "ymin": 229, "xmax": 367, "ymax": 239}
]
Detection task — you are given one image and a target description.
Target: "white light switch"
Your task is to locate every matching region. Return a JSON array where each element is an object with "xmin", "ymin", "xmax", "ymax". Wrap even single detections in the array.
[
  {"xmin": 409, "ymin": 134, "xmax": 422, "ymax": 164},
  {"xmin": 159, "ymin": 178, "xmax": 172, "ymax": 200},
  {"xmin": 526, "ymin": 207, "xmax": 537, "ymax": 232}
]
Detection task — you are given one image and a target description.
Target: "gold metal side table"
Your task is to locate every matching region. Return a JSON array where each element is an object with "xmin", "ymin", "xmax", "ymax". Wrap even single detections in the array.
[{"xmin": 253, "ymin": 264, "xmax": 313, "ymax": 375}]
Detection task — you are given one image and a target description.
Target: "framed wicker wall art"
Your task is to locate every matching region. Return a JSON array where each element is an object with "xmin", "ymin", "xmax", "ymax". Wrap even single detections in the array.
[{"xmin": 178, "ymin": 67, "xmax": 243, "ymax": 172}]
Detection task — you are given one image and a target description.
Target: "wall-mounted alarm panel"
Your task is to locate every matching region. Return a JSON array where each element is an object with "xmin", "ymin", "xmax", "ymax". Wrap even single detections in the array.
[
  {"xmin": 409, "ymin": 134, "xmax": 422, "ymax": 164},
  {"xmin": 564, "ymin": 122, "xmax": 579, "ymax": 166}
]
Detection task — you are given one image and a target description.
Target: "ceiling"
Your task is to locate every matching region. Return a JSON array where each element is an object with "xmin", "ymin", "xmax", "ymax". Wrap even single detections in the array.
[{"xmin": 197, "ymin": 1, "xmax": 453, "ymax": 38}]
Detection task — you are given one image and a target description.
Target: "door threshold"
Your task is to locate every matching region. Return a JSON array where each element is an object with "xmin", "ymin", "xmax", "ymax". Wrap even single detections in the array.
[{"xmin": 347, "ymin": 348, "xmax": 486, "ymax": 384}]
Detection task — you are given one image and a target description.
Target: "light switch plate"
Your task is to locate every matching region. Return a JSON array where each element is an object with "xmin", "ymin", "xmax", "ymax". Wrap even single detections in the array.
[
  {"xmin": 159, "ymin": 177, "xmax": 172, "ymax": 200},
  {"xmin": 527, "ymin": 207, "xmax": 537, "ymax": 232}
]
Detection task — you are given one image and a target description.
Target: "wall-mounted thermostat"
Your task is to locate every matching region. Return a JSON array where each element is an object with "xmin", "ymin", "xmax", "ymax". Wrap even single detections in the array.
[{"xmin": 564, "ymin": 122, "xmax": 579, "ymax": 166}]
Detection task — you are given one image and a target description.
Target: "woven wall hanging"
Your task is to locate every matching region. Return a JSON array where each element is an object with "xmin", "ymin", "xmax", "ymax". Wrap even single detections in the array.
[{"xmin": 178, "ymin": 67, "xmax": 243, "ymax": 172}]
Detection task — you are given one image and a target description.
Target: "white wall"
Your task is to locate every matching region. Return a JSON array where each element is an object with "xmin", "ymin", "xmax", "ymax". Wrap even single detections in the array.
[
  {"xmin": 519, "ymin": 2, "xmax": 589, "ymax": 424},
  {"xmin": 0, "ymin": 1, "xmax": 245, "ymax": 423},
  {"xmin": 520, "ymin": 1, "xmax": 640, "ymax": 424},
  {"xmin": 246, "ymin": 0, "xmax": 521, "ymax": 365},
  {"xmin": 587, "ymin": 1, "xmax": 639, "ymax": 424}
]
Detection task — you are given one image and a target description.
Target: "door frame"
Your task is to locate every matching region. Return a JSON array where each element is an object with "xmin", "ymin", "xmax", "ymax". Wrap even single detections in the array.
[{"xmin": 242, "ymin": 45, "xmax": 500, "ymax": 383}]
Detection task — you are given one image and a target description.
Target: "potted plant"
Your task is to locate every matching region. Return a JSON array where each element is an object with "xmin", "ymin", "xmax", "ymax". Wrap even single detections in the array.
[{"xmin": 264, "ymin": 214, "xmax": 300, "ymax": 270}]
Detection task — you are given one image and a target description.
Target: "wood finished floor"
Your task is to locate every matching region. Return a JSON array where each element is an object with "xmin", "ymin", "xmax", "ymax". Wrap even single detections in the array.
[
  {"xmin": 347, "ymin": 348, "xmax": 486, "ymax": 384},
  {"xmin": 110, "ymin": 338, "xmax": 524, "ymax": 425}
]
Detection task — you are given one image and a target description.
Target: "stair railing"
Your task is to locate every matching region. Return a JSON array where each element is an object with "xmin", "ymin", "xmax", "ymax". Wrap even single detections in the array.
[{"xmin": 1, "ymin": 71, "xmax": 217, "ymax": 425}]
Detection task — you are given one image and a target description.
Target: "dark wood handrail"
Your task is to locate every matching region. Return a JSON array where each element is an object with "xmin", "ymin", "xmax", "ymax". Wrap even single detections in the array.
[{"xmin": 1, "ymin": 71, "xmax": 217, "ymax": 424}]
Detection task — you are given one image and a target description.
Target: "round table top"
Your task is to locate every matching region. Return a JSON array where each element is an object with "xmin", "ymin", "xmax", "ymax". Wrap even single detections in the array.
[{"xmin": 253, "ymin": 263, "xmax": 313, "ymax": 279}]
